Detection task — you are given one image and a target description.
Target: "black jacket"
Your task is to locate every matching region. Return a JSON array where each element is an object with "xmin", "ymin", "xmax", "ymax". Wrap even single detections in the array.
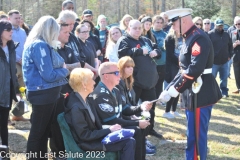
[
  {"xmin": 208, "ymin": 29, "xmax": 233, "ymax": 65},
  {"xmin": 164, "ymin": 35, "xmax": 180, "ymax": 83},
  {"xmin": 64, "ymin": 92, "xmax": 111, "ymax": 151},
  {"xmin": 118, "ymin": 34, "xmax": 161, "ymax": 89},
  {"xmin": 0, "ymin": 40, "xmax": 19, "ymax": 107},
  {"xmin": 229, "ymin": 29, "xmax": 240, "ymax": 63}
]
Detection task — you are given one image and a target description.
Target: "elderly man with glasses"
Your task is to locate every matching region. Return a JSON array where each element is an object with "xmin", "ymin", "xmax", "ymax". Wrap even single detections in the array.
[{"xmin": 203, "ymin": 18, "xmax": 211, "ymax": 33}]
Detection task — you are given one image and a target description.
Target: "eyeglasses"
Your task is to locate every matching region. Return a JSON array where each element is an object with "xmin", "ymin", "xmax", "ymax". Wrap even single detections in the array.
[
  {"xmin": 195, "ymin": 23, "xmax": 202, "ymax": 26},
  {"xmin": 235, "ymin": 23, "xmax": 240, "ymax": 26},
  {"xmin": 204, "ymin": 23, "xmax": 210, "ymax": 25},
  {"xmin": 80, "ymin": 31, "xmax": 90, "ymax": 34},
  {"xmin": 102, "ymin": 71, "xmax": 120, "ymax": 76},
  {"xmin": 4, "ymin": 28, "xmax": 12, "ymax": 32},
  {"xmin": 59, "ymin": 23, "xmax": 69, "ymax": 27}
]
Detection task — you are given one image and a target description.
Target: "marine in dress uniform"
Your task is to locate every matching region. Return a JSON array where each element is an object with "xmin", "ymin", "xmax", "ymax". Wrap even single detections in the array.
[{"xmin": 159, "ymin": 8, "xmax": 222, "ymax": 160}]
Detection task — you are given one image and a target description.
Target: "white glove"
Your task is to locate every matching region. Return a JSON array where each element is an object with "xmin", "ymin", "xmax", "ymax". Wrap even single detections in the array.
[
  {"xmin": 168, "ymin": 85, "xmax": 179, "ymax": 98},
  {"xmin": 159, "ymin": 90, "xmax": 171, "ymax": 103}
]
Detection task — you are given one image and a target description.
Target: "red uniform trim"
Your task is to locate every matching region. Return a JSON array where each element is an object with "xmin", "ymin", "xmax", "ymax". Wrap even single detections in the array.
[
  {"xmin": 194, "ymin": 108, "xmax": 201, "ymax": 160},
  {"xmin": 184, "ymin": 74, "xmax": 194, "ymax": 80}
]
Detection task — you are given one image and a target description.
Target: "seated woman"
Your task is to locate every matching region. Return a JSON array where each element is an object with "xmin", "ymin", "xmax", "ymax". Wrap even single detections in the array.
[{"xmin": 64, "ymin": 68, "xmax": 135, "ymax": 160}]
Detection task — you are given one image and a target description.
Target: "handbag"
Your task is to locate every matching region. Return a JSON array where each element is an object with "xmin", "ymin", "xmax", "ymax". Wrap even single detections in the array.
[{"xmin": 12, "ymin": 99, "xmax": 29, "ymax": 117}]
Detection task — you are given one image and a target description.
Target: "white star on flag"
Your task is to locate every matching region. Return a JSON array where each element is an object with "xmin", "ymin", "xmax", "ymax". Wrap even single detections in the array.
[
  {"xmin": 104, "ymin": 137, "xmax": 111, "ymax": 144},
  {"xmin": 117, "ymin": 132, "xmax": 124, "ymax": 139},
  {"xmin": 130, "ymin": 130, "xmax": 135, "ymax": 134}
]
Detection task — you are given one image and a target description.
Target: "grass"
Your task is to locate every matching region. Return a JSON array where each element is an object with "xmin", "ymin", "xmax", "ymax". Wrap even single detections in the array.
[{"xmin": 4, "ymin": 70, "xmax": 240, "ymax": 160}]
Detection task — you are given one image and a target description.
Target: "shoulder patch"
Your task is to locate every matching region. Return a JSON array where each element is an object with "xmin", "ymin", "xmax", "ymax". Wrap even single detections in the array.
[
  {"xmin": 192, "ymin": 42, "xmax": 201, "ymax": 56},
  {"xmin": 99, "ymin": 103, "xmax": 114, "ymax": 112}
]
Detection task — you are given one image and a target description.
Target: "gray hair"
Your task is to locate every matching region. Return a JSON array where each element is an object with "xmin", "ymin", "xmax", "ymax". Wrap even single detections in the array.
[
  {"xmin": 234, "ymin": 16, "xmax": 240, "ymax": 24},
  {"xmin": 57, "ymin": 10, "xmax": 77, "ymax": 23},
  {"xmin": 25, "ymin": 16, "xmax": 60, "ymax": 48},
  {"xmin": 203, "ymin": 18, "xmax": 211, "ymax": 23}
]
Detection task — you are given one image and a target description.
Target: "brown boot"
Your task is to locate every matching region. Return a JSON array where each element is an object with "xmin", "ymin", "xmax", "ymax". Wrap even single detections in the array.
[
  {"xmin": 12, "ymin": 115, "xmax": 30, "ymax": 121},
  {"xmin": 232, "ymin": 90, "xmax": 239, "ymax": 94}
]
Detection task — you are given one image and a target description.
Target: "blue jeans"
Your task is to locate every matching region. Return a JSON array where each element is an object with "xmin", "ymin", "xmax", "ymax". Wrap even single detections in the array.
[{"xmin": 212, "ymin": 61, "xmax": 229, "ymax": 96}]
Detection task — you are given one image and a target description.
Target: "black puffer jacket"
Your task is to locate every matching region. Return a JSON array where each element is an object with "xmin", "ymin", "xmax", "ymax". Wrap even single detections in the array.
[
  {"xmin": 0, "ymin": 40, "xmax": 19, "ymax": 108},
  {"xmin": 118, "ymin": 34, "xmax": 161, "ymax": 89}
]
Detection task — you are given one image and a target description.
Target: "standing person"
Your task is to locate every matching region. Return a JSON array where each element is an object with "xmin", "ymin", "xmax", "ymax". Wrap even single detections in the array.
[
  {"xmin": 193, "ymin": 16, "xmax": 203, "ymax": 29},
  {"xmin": 118, "ymin": 20, "xmax": 163, "ymax": 139},
  {"xmin": 80, "ymin": 19, "xmax": 102, "ymax": 59},
  {"xmin": 105, "ymin": 26, "xmax": 122, "ymax": 62},
  {"xmin": 141, "ymin": 16, "xmax": 156, "ymax": 43},
  {"xmin": 160, "ymin": 12, "xmax": 171, "ymax": 33},
  {"xmin": 19, "ymin": 14, "xmax": 30, "ymax": 36},
  {"xmin": 119, "ymin": 14, "xmax": 133, "ymax": 34},
  {"xmin": 163, "ymin": 28, "xmax": 182, "ymax": 118},
  {"xmin": 65, "ymin": 68, "xmax": 136, "ymax": 160},
  {"xmin": 96, "ymin": 14, "xmax": 109, "ymax": 62},
  {"xmin": 151, "ymin": 15, "xmax": 167, "ymax": 99},
  {"xmin": 23, "ymin": 16, "xmax": 69, "ymax": 159},
  {"xmin": 8, "ymin": 10, "xmax": 28, "ymax": 121},
  {"xmin": 0, "ymin": 20, "xmax": 19, "ymax": 151},
  {"xmin": 159, "ymin": 8, "xmax": 221, "ymax": 160},
  {"xmin": 208, "ymin": 19, "xmax": 233, "ymax": 97},
  {"xmin": 75, "ymin": 24, "xmax": 99, "ymax": 71},
  {"xmin": 202, "ymin": 19, "xmax": 211, "ymax": 33},
  {"xmin": 229, "ymin": 16, "xmax": 240, "ymax": 94}
]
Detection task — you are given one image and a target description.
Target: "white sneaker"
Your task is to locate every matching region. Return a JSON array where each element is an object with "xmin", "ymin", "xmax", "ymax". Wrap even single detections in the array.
[
  {"xmin": 162, "ymin": 112, "xmax": 174, "ymax": 119},
  {"xmin": 172, "ymin": 112, "xmax": 182, "ymax": 118}
]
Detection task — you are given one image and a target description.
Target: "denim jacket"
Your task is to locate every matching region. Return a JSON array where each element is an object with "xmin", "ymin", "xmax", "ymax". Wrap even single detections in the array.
[{"xmin": 22, "ymin": 39, "xmax": 69, "ymax": 91}]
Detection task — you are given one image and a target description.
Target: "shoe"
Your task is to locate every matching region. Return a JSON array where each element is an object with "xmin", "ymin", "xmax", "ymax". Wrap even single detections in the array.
[
  {"xmin": 232, "ymin": 90, "xmax": 239, "ymax": 94},
  {"xmin": 149, "ymin": 130, "xmax": 164, "ymax": 139},
  {"xmin": 146, "ymin": 145, "xmax": 156, "ymax": 155},
  {"xmin": 222, "ymin": 95, "xmax": 229, "ymax": 98},
  {"xmin": 162, "ymin": 112, "xmax": 175, "ymax": 119},
  {"xmin": 146, "ymin": 140, "xmax": 156, "ymax": 150},
  {"xmin": 11, "ymin": 115, "xmax": 29, "ymax": 121},
  {"xmin": 172, "ymin": 112, "xmax": 182, "ymax": 118}
]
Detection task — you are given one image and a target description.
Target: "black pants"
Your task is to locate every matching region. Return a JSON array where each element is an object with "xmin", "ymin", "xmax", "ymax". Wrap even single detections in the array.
[
  {"xmin": 155, "ymin": 65, "xmax": 166, "ymax": 98},
  {"xmin": 123, "ymin": 126, "xmax": 146, "ymax": 160},
  {"xmin": 50, "ymin": 96, "xmax": 65, "ymax": 157},
  {"xmin": 166, "ymin": 96, "xmax": 179, "ymax": 112},
  {"xmin": 0, "ymin": 106, "xmax": 10, "ymax": 146},
  {"xmin": 105, "ymin": 138, "xmax": 136, "ymax": 160},
  {"xmin": 27, "ymin": 103, "xmax": 56, "ymax": 160},
  {"xmin": 233, "ymin": 61, "xmax": 240, "ymax": 90},
  {"xmin": 133, "ymin": 86, "xmax": 156, "ymax": 133}
]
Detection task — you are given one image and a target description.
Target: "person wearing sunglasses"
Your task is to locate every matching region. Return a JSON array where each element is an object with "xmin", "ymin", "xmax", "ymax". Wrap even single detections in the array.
[
  {"xmin": 0, "ymin": 20, "xmax": 20, "ymax": 155},
  {"xmin": 88, "ymin": 62, "xmax": 152, "ymax": 160},
  {"xmin": 203, "ymin": 18, "xmax": 211, "ymax": 33},
  {"xmin": 159, "ymin": 8, "xmax": 221, "ymax": 160},
  {"xmin": 192, "ymin": 16, "xmax": 203, "ymax": 29},
  {"xmin": 228, "ymin": 16, "xmax": 240, "ymax": 95}
]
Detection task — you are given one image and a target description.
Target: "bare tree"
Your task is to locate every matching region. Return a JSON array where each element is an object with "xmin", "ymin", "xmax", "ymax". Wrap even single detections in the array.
[
  {"xmin": 0, "ymin": 0, "xmax": 3, "ymax": 10},
  {"xmin": 182, "ymin": 0, "xmax": 185, "ymax": 8},
  {"xmin": 152, "ymin": 0, "xmax": 157, "ymax": 14},
  {"xmin": 161, "ymin": 0, "xmax": 165, "ymax": 12},
  {"xmin": 117, "ymin": 0, "xmax": 121, "ymax": 21},
  {"xmin": 135, "ymin": 0, "xmax": 139, "ymax": 18},
  {"xmin": 232, "ymin": 0, "xmax": 236, "ymax": 21}
]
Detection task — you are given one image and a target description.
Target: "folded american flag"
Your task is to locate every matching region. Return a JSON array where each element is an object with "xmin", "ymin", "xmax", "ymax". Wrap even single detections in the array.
[{"xmin": 101, "ymin": 129, "xmax": 135, "ymax": 144}]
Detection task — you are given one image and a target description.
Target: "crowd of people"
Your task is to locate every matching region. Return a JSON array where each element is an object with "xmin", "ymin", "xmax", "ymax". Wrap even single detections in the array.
[{"xmin": 0, "ymin": 0, "xmax": 240, "ymax": 160}]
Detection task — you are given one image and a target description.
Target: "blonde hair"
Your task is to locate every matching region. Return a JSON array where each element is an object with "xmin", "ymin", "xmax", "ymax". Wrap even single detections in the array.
[
  {"xmin": 25, "ymin": 16, "xmax": 60, "ymax": 48},
  {"xmin": 69, "ymin": 68, "xmax": 93, "ymax": 92},
  {"xmin": 117, "ymin": 56, "xmax": 135, "ymax": 90},
  {"xmin": 165, "ymin": 27, "xmax": 179, "ymax": 49},
  {"xmin": 119, "ymin": 14, "xmax": 133, "ymax": 31},
  {"xmin": 192, "ymin": 16, "xmax": 202, "ymax": 24},
  {"xmin": 57, "ymin": 10, "xmax": 77, "ymax": 23}
]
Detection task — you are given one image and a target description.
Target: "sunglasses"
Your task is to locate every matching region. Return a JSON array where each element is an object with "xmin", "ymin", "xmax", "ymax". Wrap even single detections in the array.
[
  {"xmin": 4, "ymin": 28, "xmax": 12, "ymax": 32},
  {"xmin": 235, "ymin": 23, "xmax": 240, "ymax": 26},
  {"xmin": 59, "ymin": 23, "xmax": 69, "ymax": 27},
  {"xmin": 102, "ymin": 71, "xmax": 120, "ymax": 76},
  {"xmin": 195, "ymin": 23, "xmax": 202, "ymax": 26},
  {"xmin": 204, "ymin": 23, "xmax": 210, "ymax": 25}
]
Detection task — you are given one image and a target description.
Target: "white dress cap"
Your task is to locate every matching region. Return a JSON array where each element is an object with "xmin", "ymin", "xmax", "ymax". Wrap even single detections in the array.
[{"xmin": 165, "ymin": 8, "xmax": 193, "ymax": 22}]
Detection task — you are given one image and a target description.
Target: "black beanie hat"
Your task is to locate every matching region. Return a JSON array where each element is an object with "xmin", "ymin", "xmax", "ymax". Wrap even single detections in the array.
[{"xmin": 0, "ymin": 20, "xmax": 12, "ymax": 36}]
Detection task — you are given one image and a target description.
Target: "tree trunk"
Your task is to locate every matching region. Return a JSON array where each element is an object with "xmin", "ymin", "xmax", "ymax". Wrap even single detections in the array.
[
  {"xmin": 152, "ymin": 0, "xmax": 157, "ymax": 14},
  {"xmin": 182, "ymin": 0, "xmax": 185, "ymax": 8},
  {"xmin": 161, "ymin": 0, "xmax": 165, "ymax": 12},
  {"xmin": 232, "ymin": 0, "xmax": 236, "ymax": 22},
  {"xmin": 135, "ymin": 0, "xmax": 139, "ymax": 18},
  {"xmin": 0, "ymin": 0, "xmax": 3, "ymax": 10},
  {"xmin": 117, "ymin": 0, "xmax": 121, "ymax": 21}
]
